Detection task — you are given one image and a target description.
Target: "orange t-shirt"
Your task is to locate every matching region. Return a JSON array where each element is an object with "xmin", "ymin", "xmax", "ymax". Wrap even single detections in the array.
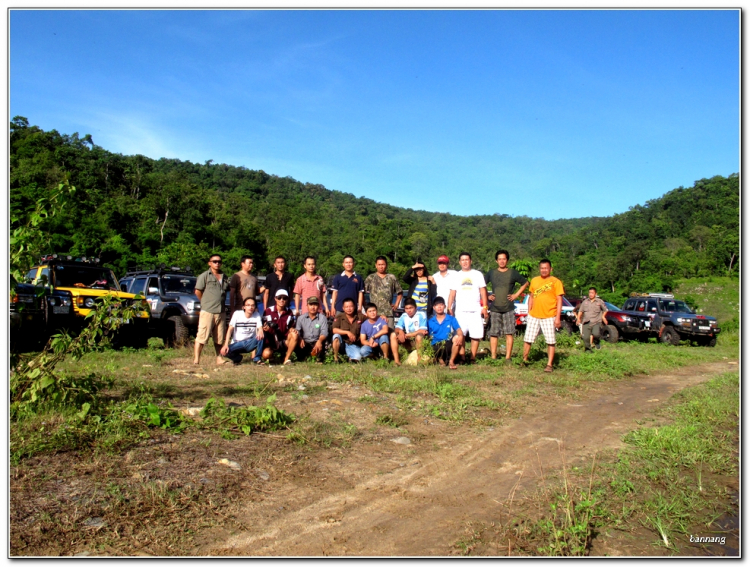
[{"xmin": 528, "ymin": 276, "xmax": 565, "ymax": 319}]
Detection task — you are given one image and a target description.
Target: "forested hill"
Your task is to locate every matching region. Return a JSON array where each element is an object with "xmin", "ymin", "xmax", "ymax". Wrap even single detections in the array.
[{"xmin": 10, "ymin": 117, "xmax": 739, "ymax": 301}]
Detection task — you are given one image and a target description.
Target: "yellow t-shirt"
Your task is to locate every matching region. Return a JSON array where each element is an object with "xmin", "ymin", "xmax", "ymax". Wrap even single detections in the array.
[{"xmin": 529, "ymin": 276, "xmax": 565, "ymax": 319}]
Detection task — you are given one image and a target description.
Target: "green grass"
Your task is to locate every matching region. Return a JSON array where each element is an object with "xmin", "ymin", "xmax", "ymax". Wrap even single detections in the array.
[
  {"xmin": 673, "ymin": 276, "xmax": 739, "ymax": 327},
  {"xmin": 510, "ymin": 371, "xmax": 739, "ymax": 555}
]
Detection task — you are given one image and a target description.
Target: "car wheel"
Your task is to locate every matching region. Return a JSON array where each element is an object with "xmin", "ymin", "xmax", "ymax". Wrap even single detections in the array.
[
  {"xmin": 660, "ymin": 326, "xmax": 680, "ymax": 346},
  {"xmin": 561, "ymin": 320, "xmax": 575, "ymax": 335},
  {"xmin": 601, "ymin": 324, "xmax": 619, "ymax": 344},
  {"xmin": 167, "ymin": 315, "xmax": 188, "ymax": 348},
  {"xmin": 699, "ymin": 336, "xmax": 717, "ymax": 348}
]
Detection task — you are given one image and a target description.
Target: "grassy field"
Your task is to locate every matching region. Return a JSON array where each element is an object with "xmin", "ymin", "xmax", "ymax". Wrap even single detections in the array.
[
  {"xmin": 494, "ymin": 371, "xmax": 739, "ymax": 556},
  {"xmin": 10, "ymin": 282, "xmax": 739, "ymax": 556},
  {"xmin": 673, "ymin": 276, "xmax": 740, "ymax": 328}
]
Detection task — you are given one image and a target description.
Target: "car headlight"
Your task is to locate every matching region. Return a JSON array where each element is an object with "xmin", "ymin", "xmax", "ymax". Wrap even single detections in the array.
[
  {"xmin": 84, "ymin": 297, "xmax": 95, "ymax": 308},
  {"xmin": 48, "ymin": 297, "xmax": 57, "ymax": 306},
  {"xmin": 621, "ymin": 316, "xmax": 631, "ymax": 322},
  {"xmin": 187, "ymin": 301, "xmax": 200, "ymax": 311}
]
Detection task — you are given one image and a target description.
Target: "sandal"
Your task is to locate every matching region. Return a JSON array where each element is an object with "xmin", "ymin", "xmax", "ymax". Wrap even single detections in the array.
[
  {"xmin": 283, "ymin": 359, "xmax": 293, "ymax": 366},
  {"xmin": 449, "ymin": 363, "xmax": 458, "ymax": 370},
  {"xmin": 544, "ymin": 365, "xmax": 553, "ymax": 373}
]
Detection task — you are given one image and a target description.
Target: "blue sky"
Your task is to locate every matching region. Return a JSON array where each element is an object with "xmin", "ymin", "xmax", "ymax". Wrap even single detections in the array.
[{"xmin": 10, "ymin": 9, "xmax": 739, "ymax": 220}]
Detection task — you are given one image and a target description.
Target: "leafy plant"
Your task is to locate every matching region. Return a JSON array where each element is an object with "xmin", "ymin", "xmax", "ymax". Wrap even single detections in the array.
[
  {"xmin": 11, "ymin": 294, "xmax": 140, "ymax": 411},
  {"xmin": 199, "ymin": 395, "xmax": 294, "ymax": 436}
]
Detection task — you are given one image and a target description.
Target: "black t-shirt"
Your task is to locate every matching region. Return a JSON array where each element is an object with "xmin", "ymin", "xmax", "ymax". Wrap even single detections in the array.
[
  {"xmin": 486, "ymin": 268, "xmax": 528, "ymax": 313},
  {"xmin": 264, "ymin": 271, "xmax": 295, "ymax": 300}
]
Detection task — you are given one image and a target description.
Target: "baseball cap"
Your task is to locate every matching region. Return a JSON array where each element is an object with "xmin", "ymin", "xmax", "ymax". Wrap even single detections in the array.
[
  {"xmin": 307, "ymin": 296, "xmax": 320, "ymax": 305},
  {"xmin": 437, "ymin": 255, "xmax": 450, "ymax": 264},
  {"xmin": 275, "ymin": 289, "xmax": 289, "ymax": 298}
]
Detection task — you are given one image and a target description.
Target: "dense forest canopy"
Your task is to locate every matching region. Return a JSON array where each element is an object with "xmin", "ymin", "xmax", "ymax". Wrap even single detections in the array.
[{"xmin": 9, "ymin": 117, "xmax": 739, "ymax": 302}]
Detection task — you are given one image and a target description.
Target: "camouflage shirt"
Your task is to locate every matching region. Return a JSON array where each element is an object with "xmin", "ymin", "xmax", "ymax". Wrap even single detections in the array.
[{"xmin": 364, "ymin": 273, "xmax": 401, "ymax": 317}]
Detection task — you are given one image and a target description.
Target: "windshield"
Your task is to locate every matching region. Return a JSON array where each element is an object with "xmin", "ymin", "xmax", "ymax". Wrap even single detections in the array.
[
  {"xmin": 53, "ymin": 265, "xmax": 120, "ymax": 291},
  {"xmin": 604, "ymin": 302, "xmax": 622, "ymax": 312},
  {"xmin": 658, "ymin": 300, "xmax": 693, "ymax": 314},
  {"xmin": 161, "ymin": 275, "xmax": 197, "ymax": 294}
]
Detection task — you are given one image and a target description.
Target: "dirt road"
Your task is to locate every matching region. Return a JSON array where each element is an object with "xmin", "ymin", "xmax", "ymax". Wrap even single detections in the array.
[{"xmin": 205, "ymin": 360, "xmax": 738, "ymax": 556}]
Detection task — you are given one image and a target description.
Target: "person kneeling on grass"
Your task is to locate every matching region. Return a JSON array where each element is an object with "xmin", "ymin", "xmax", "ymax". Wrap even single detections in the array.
[
  {"xmin": 427, "ymin": 296, "xmax": 464, "ymax": 369},
  {"xmin": 220, "ymin": 297, "xmax": 264, "ymax": 365},
  {"xmin": 332, "ymin": 297, "xmax": 367, "ymax": 363},
  {"xmin": 391, "ymin": 297, "xmax": 428, "ymax": 365},
  {"xmin": 261, "ymin": 289, "xmax": 298, "ymax": 364},
  {"xmin": 292, "ymin": 296, "xmax": 328, "ymax": 364},
  {"xmin": 359, "ymin": 303, "xmax": 394, "ymax": 363}
]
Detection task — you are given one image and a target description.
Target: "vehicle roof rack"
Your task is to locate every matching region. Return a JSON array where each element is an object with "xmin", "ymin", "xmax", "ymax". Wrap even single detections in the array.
[
  {"xmin": 628, "ymin": 292, "xmax": 675, "ymax": 299},
  {"xmin": 123, "ymin": 265, "xmax": 194, "ymax": 277},
  {"xmin": 40, "ymin": 253, "xmax": 100, "ymax": 264}
]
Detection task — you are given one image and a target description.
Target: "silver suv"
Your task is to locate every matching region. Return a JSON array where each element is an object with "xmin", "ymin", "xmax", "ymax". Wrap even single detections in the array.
[{"xmin": 120, "ymin": 266, "xmax": 200, "ymax": 347}]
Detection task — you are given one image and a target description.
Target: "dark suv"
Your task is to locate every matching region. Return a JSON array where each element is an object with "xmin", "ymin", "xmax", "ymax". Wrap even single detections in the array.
[{"xmin": 621, "ymin": 293, "xmax": 721, "ymax": 346}]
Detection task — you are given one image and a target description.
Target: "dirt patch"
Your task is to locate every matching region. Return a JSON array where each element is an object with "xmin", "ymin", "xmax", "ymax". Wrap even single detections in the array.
[
  {"xmin": 11, "ymin": 360, "xmax": 739, "ymax": 556},
  {"xmin": 204, "ymin": 361, "xmax": 738, "ymax": 556}
]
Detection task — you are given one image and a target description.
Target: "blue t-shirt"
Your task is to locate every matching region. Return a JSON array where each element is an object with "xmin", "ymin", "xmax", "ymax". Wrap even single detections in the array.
[
  {"xmin": 361, "ymin": 316, "xmax": 388, "ymax": 341},
  {"xmin": 428, "ymin": 314, "xmax": 461, "ymax": 345},
  {"xmin": 330, "ymin": 272, "xmax": 365, "ymax": 312},
  {"xmin": 396, "ymin": 311, "xmax": 428, "ymax": 333}
]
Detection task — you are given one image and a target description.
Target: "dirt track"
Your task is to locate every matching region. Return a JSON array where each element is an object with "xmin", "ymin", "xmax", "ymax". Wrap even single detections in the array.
[{"xmin": 204, "ymin": 360, "xmax": 738, "ymax": 556}]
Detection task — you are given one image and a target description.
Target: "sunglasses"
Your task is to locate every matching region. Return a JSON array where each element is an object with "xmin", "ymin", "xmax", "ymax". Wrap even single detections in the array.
[{"xmin": 210, "ymin": 260, "xmax": 222, "ymax": 264}]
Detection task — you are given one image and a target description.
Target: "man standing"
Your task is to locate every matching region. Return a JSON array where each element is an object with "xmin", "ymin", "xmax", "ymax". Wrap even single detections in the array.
[
  {"xmin": 522, "ymin": 259, "xmax": 565, "ymax": 372},
  {"xmin": 427, "ymin": 296, "xmax": 464, "ymax": 369},
  {"xmin": 447, "ymin": 252, "xmax": 489, "ymax": 364},
  {"xmin": 193, "ymin": 254, "xmax": 231, "ymax": 365},
  {"xmin": 229, "ymin": 255, "xmax": 260, "ymax": 315},
  {"xmin": 364, "ymin": 256, "xmax": 402, "ymax": 332},
  {"xmin": 330, "ymin": 255, "xmax": 365, "ymax": 316},
  {"xmin": 294, "ymin": 297, "xmax": 328, "ymax": 364},
  {"xmin": 220, "ymin": 297, "xmax": 264, "ymax": 365},
  {"xmin": 432, "ymin": 255, "xmax": 457, "ymax": 312},
  {"xmin": 261, "ymin": 289, "xmax": 298, "ymax": 364},
  {"xmin": 293, "ymin": 256, "xmax": 330, "ymax": 317},
  {"xmin": 331, "ymin": 297, "xmax": 367, "ymax": 363},
  {"xmin": 486, "ymin": 249, "xmax": 529, "ymax": 363},
  {"xmin": 262, "ymin": 256, "xmax": 294, "ymax": 311},
  {"xmin": 576, "ymin": 287, "xmax": 609, "ymax": 351}
]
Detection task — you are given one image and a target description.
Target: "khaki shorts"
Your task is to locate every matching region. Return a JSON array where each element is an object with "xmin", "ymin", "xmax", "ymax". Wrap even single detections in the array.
[{"xmin": 196, "ymin": 311, "xmax": 226, "ymax": 346}]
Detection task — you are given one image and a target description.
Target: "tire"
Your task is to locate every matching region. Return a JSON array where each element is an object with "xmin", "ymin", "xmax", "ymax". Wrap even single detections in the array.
[
  {"xmin": 601, "ymin": 324, "xmax": 619, "ymax": 344},
  {"xmin": 660, "ymin": 326, "xmax": 680, "ymax": 346},
  {"xmin": 560, "ymin": 319, "xmax": 575, "ymax": 335},
  {"xmin": 167, "ymin": 315, "xmax": 188, "ymax": 348},
  {"xmin": 698, "ymin": 336, "xmax": 717, "ymax": 348}
]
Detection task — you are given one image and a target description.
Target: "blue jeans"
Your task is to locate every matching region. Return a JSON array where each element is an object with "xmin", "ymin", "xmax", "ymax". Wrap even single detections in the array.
[
  {"xmin": 360, "ymin": 334, "xmax": 389, "ymax": 359},
  {"xmin": 225, "ymin": 337, "xmax": 263, "ymax": 364},
  {"xmin": 332, "ymin": 333, "xmax": 366, "ymax": 361}
]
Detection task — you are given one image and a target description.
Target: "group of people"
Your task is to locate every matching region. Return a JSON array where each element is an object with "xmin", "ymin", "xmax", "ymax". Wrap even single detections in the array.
[{"xmin": 190, "ymin": 250, "xmax": 602, "ymax": 372}]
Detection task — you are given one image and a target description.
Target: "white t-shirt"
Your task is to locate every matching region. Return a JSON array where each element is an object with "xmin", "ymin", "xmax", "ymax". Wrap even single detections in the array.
[
  {"xmin": 450, "ymin": 269, "xmax": 486, "ymax": 313},
  {"xmin": 396, "ymin": 311, "xmax": 428, "ymax": 334},
  {"xmin": 229, "ymin": 310, "xmax": 262, "ymax": 343},
  {"xmin": 432, "ymin": 269, "xmax": 457, "ymax": 305}
]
